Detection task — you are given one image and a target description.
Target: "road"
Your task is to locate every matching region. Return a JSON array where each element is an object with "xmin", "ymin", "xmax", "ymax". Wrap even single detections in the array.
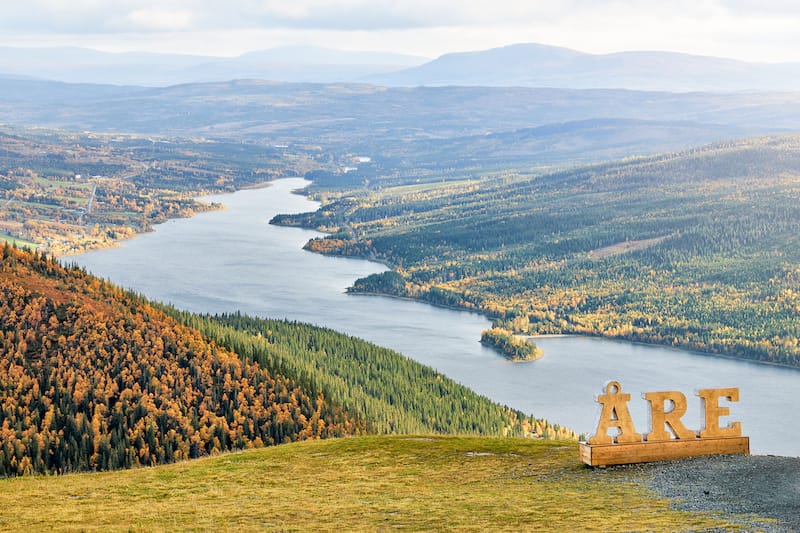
[{"xmin": 77, "ymin": 183, "xmax": 97, "ymax": 225}]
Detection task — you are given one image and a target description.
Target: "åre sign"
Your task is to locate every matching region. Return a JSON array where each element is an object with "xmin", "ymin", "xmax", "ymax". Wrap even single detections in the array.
[{"xmin": 579, "ymin": 381, "xmax": 749, "ymax": 466}]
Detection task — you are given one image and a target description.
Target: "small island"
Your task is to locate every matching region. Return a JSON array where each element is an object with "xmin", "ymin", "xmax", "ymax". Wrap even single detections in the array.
[
  {"xmin": 346, "ymin": 270, "xmax": 406, "ymax": 296},
  {"xmin": 480, "ymin": 327, "xmax": 544, "ymax": 362}
]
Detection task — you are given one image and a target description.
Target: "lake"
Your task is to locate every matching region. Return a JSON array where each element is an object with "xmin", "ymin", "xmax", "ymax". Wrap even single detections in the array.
[{"xmin": 70, "ymin": 178, "xmax": 800, "ymax": 456}]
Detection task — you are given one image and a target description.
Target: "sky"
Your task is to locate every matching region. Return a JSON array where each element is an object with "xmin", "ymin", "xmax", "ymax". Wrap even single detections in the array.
[{"xmin": 0, "ymin": 0, "xmax": 799, "ymax": 63}]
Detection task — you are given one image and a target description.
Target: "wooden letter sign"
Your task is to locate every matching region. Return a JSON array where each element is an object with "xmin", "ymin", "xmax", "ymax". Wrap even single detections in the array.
[{"xmin": 580, "ymin": 381, "xmax": 749, "ymax": 466}]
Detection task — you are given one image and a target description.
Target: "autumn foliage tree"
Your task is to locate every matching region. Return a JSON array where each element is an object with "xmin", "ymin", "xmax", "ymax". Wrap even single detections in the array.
[{"xmin": 0, "ymin": 244, "xmax": 361, "ymax": 476}]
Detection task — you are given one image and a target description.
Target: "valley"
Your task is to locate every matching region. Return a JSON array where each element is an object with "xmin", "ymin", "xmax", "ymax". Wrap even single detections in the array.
[
  {"xmin": 2, "ymin": 24, "xmax": 800, "ymax": 530},
  {"xmin": 69, "ymin": 179, "xmax": 800, "ymax": 457},
  {"xmin": 1, "ymin": 243, "xmax": 564, "ymax": 477}
]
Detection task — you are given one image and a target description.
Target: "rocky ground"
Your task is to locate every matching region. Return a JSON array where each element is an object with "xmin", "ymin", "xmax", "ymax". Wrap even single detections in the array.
[{"xmin": 597, "ymin": 454, "xmax": 800, "ymax": 532}]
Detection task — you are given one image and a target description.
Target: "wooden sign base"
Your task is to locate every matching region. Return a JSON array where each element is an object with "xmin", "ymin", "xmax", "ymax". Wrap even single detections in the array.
[{"xmin": 580, "ymin": 436, "xmax": 750, "ymax": 467}]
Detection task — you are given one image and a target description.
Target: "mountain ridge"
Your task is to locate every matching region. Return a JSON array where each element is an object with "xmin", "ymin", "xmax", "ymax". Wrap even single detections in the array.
[
  {"xmin": 366, "ymin": 42, "xmax": 800, "ymax": 92},
  {"xmin": 0, "ymin": 45, "xmax": 428, "ymax": 87},
  {"xmin": 4, "ymin": 42, "xmax": 800, "ymax": 91}
]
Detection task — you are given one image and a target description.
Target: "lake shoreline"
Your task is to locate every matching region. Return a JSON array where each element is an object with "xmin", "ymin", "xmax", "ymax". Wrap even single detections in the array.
[
  {"xmin": 54, "ymin": 182, "xmax": 274, "ymax": 258},
  {"xmin": 285, "ymin": 182, "xmax": 800, "ymax": 373},
  {"xmin": 346, "ymin": 290, "xmax": 487, "ymax": 318},
  {"xmin": 56, "ymin": 197, "xmax": 228, "ymax": 258}
]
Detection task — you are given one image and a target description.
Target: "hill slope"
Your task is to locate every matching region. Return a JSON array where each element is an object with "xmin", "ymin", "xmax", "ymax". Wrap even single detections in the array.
[
  {"xmin": 0, "ymin": 245, "xmax": 360, "ymax": 475},
  {"xmin": 277, "ymin": 135, "xmax": 800, "ymax": 367},
  {"xmin": 0, "ymin": 436, "xmax": 744, "ymax": 532}
]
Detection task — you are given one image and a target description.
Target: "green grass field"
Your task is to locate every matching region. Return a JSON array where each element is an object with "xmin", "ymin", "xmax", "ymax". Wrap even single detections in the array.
[
  {"xmin": 0, "ymin": 233, "xmax": 36, "ymax": 249},
  {"xmin": 0, "ymin": 436, "xmax": 734, "ymax": 532}
]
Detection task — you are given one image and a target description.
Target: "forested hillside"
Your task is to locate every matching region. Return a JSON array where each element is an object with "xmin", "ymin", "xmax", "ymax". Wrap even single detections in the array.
[
  {"xmin": 0, "ymin": 244, "xmax": 568, "ymax": 476},
  {"xmin": 0, "ymin": 244, "xmax": 360, "ymax": 476},
  {"xmin": 278, "ymin": 136, "xmax": 800, "ymax": 367},
  {"xmin": 166, "ymin": 311, "xmax": 567, "ymax": 438}
]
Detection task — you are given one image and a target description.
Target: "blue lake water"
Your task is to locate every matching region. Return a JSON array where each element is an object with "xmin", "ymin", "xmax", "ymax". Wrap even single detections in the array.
[{"xmin": 70, "ymin": 178, "xmax": 800, "ymax": 456}]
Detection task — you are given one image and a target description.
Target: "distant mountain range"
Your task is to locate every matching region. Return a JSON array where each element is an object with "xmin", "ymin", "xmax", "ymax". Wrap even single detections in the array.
[
  {"xmin": 366, "ymin": 43, "xmax": 800, "ymax": 92},
  {"xmin": 2, "ymin": 43, "xmax": 800, "ymax": 92},
  {"xmin": 0, "ymin": 45, "xmax": 428, "ymax": 87}
]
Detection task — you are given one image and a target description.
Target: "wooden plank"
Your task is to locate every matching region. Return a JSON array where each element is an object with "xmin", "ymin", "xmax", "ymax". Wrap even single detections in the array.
[{"xmin": 579, "ymin": 436, "xmax": 749, "ymax": 466}]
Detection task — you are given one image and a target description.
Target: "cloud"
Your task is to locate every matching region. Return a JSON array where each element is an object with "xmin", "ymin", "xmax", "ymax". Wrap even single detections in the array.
[
  {"xmin": 0, "ymin": 0, "xmax": 799, "ymax": 63},
  {"xmin": 229, "ymin": 1, "xmax": 456, "ymax": 30},
  {"xmin": 0, "ymin": 1, "xmax": 197, "ymax": 33},
  {"xmin": 720, "ymin": 0, "xmax": 800, "ymax": 14},
  {"xmin": 206, "ymin": 1, "xmax": 613, "ymax": 31},
  {"xmin": 0, "ymin": 0, "xmax": 768, "ymax": 35},
  {"xmin": 115, "ymin": 8, "xmax": 195, "ymax": 32},
  {"xmin": 0, "ymin": 1, "xmax": 617, "ymax": 34}
]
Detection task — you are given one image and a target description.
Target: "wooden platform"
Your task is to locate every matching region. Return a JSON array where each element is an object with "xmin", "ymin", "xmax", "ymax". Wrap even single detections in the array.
[{"xmin": 580, "ymin": 436, "xmax": 750, "ymax": 467}]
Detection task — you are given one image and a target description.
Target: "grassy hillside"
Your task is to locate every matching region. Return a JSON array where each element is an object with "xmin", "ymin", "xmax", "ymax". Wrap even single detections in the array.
[
  {"xmin": 0, "ymin": 436, "xmax": 733, "ymax": 532},
  {"xmin": 277, "ymin": 135, "xmax": 800, "ymax": 367}
]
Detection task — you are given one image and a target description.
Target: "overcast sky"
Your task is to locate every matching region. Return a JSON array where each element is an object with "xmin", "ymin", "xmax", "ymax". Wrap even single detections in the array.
[{"xmin": 0, "ymin": 1, "xmax": 798, "ymax": 62}]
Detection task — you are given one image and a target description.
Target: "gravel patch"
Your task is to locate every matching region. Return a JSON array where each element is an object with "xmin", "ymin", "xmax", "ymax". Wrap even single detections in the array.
[{"xmin": 598, "ymin": 454, "xmax": 800, "ymax": 532}]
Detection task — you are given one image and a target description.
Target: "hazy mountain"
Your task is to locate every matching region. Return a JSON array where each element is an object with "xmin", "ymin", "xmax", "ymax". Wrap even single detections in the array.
[
  {"xmin": 0, "ymin": 77, "xmax": 148, "ymax": 103},
  {"xmin": 236, "ymin": 46, "xmax": 426, "ymax": 66},
  {"xmin": 0, "ymin": 46, "xmax": 428, "ymax": 86},
  {"xmin": 367, "ymin": 43, "xmax": 800, "ymax": 92},
  {"xmin": 183, "ymin": 46, "xmax": 429, "ymax": 85},
  {"xmin": 0, "ymin": 47, "xmax": 206, "ymax": 86},
  {"xmin": 0, "ymin": 72, "xmax": 39, "ymax": 81},
  {"xmin": 1, "ymin": 77, "xmax": 798, "ymax": 165},
  {"xmin": 5, "ymin": 43, "xmax": 800, "ymax": 92}
]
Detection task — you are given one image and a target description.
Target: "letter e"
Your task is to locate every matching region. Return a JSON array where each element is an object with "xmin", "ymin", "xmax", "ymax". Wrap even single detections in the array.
[{"xmin": 698, "ymin": 388, "xmax": 741, "ymax": 438}]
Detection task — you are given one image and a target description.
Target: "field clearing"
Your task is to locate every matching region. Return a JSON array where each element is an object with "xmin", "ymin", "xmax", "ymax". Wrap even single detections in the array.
[
  {"xmin": 0, "ymin": 436, "xmax": 732, "ymax": 532},
  {"xmin": 379, "ymin": 178, "xmax": 479, "ymax": 196},
  {"xmin": 0, "ymin": 232, "xmax": 36, "ymax": 248},
  {"xmin": 587, "ymin": 236, "xmax": 669, "ymax": 259},
  {"xmin": 32, "ymin": 176, "xmax": 93, "ymax": 190}
]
